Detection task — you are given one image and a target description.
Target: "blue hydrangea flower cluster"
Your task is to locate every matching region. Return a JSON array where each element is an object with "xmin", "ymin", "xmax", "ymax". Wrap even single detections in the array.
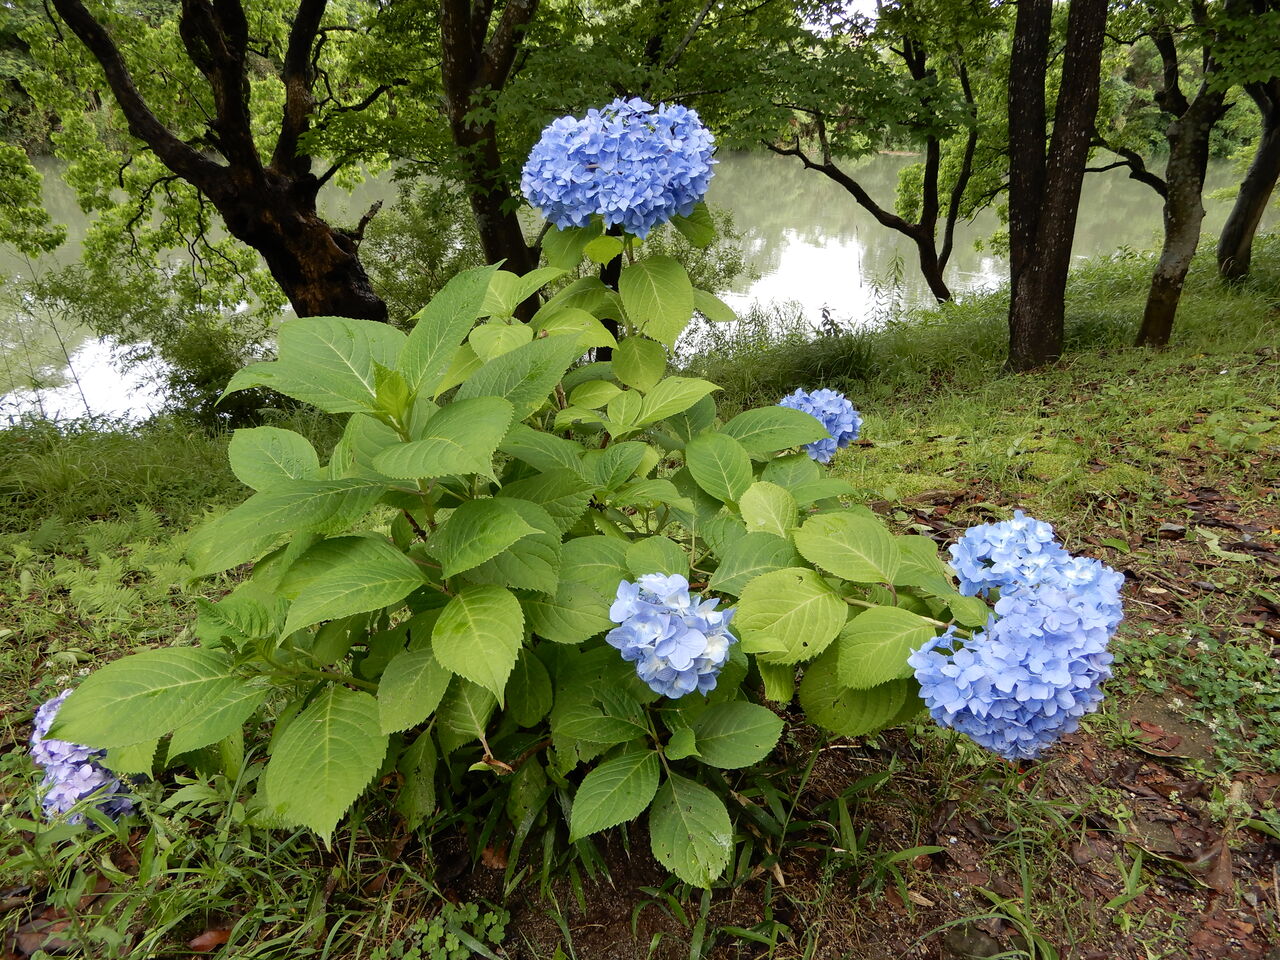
[
  {"xmin": 908, "ymin": 515, "xmax": 1124, "ymax": 760},
  {"xmin": 29, "ymin": 689, "xmax": 132, "ymax": 823},
  {"xmin": 777, "ymin": 388, "xmax": 862, "ymax": 463},
  {"xmin": 607, "ymin": 574, "xmax": 737, "ymax": 698},
  {"xmin": 521, "ymin": 98, "xmax": 716, "ymax": 238}
]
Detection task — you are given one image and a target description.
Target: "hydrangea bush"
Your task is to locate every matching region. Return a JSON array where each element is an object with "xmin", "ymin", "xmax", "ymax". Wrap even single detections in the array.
[
  {"xmin": 30, "ymin": 690, "xmax": 132, "ymax": 823},
  {"xmin": 44, "ymin": 102, "xmax": 1119, "ymax": 884}
]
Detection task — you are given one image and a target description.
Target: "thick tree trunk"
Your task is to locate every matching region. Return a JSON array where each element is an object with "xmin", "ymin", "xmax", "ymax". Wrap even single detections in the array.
[
  {"xmin": 1218, "ymin": 87, "xmax": 1280, "ymax": 281},
  {"xmin": 451, "ymin": 121, "xmax": 537, "ymax": 276},
  {"xmin": 916, "ymin": 239, "xmax": 952, "ymax": 302},
  {"xmin": 1137, "ymin": 97, "xmax": 1224, "ymax": 346},
  {"xmin": 1006, "ymin": 0, "xmax": 1108, "ymax": 372}
]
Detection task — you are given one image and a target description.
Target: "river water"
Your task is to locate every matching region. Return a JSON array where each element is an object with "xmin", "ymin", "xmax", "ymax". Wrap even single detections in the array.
[{"xmin": 0, "ymin": 152, "xmax": 1268, "ymax": 419}]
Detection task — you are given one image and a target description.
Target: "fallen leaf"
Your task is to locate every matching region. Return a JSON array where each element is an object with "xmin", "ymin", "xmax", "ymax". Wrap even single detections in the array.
[{"xmin": 189, "ymin": 929, "xmax": 231, "ymax": 952}]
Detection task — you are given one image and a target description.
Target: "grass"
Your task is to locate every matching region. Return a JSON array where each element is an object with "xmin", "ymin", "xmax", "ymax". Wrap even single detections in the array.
[{"xmin": 2, "ymin": 240, "xmax": 1279, "ymax": 958}]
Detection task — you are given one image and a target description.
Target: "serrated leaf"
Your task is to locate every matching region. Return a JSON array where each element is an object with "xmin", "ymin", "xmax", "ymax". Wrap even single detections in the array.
[
  {"xmin": 836, "ymin": 606, "xmax": 938, "ymax": 689},
  {"xmin": 523, "ymin": 582, "xmax": 614, "ymax": 644},
  {"xmin": 283, "ymin": 537, "xmax": 426, "ymax": 634},
  {"xmin": 760, "ymin": 453, "xmax": 821, "ymax": 488},
  {"xmin": 228, "ymin": 427, "xmax": 320, "ymax": 491},
  {"xmin": 689, "ymin": 701, "xmax": 783, "ymax": 769},
  {"xmin": 539, "ymin": 307, "xmax": 618, "ymax": 351},
  {"xmin": 469, "ymin": 321, "xmax": 534, "ymax": 361},
  {"xmin": 483, "ymin": 267, "xmax": 565, "ymax": 317},
  {"xmin": 559, "ymin": 536, "xmax": 630, "ymax": 598},
  {"xmin": 497, "ymin": 469, "xmax": 595, "ymax": 535},
  {"xmin": 569, "ymin": 379, "xmax": 622, "ymax": 408},
  {"xmin": 554, "ymin": 703, "xmax": 648, "ymax": 745},
  {"xmin": 893, "ymin": 535, "xmax": 955, "ymax": 595},
  {"xmin": 466, "ymin": 499, "xmax": 562, "ymax": 595},
  {"xmin": 614, "ymin": 336, "xmax": 666, "ymax": 391},
  {"xmin": 399, "ymin": 265, "xmax": 499, "ymax": 395},
  {"xmin": 626, "ymin": 536, "xmax": 689, "ymax": 578},
  {"xmin": 685, "ymin": 432, "xmax": 753, "ymax": 503},
  {"xmin": 436, "ymin": 678, "xmax": 498, "ymax": 754},
  {"xmin": 378, "ymin": 647, "xmax": 452, "ymax": 734},
  {"xmin": 692, "ymin": 288, "xmax": 736, "ymax": 323},
  {"xmin": 793, "ymin": 512, "xmax": 901, "ymax": 584},
  {"xmin": 394, "ymin": 731, "xmax": 437, "ymax": 830},
  {"xmin": 671, "ymin": 202, "xmax": 714, "ymax": 247},
  {"xmin": 758, "ymin": 661, "xmax": 796, "ymax": 703},
  {"xmin": 263, "ymin": 686, "xmax": 387, "ymax": 840},
  {"xmin": 455, "ymin": 334, "xmax": 584, "ymax": 419},
  {"xmin": 736, "ymin": 567, "xmax": 846, "ymax": 664},
  {"xmin": 583, "ymin": 234, "xmax": 624, "ymax": 264},
  {"xmin": 51, "ymin": 648, "xmax": 239, "ymax": 749},
  {"xmin": 618, "ymin": 255, "xmax": 694, "ymax": 346},
  {"xmin": 224, "ymin": 317, "xmax": 405, "ymax": 413},
  {"xmin": 739, "ymin": 482, "xmax": 799, "ymax": 538},
  {"xmin": 638, "ymin": 377, "xmax": 720, "ymax": 426},
  {"xmin": 428, "ymin": 499, "xmax": 537, "ymax": 578},
  {"xmin": 721, "ymin": 407, "xmax": 829, "ymax": 455},
  {"xmin": 499, "ymin": 423, "xmax": 586, "ymax": 474},
  {"xmin": 431, "ymin": 585, "xmax": 523, "ymax": 698},
  {"xmin": 665, "ymin": 726, "xmax": 700, "ymax": 760},
  {"xmin": 946, "ymin": 594, "xmax": 992, "ymax": 627},
  {"xmin": 708, "ymin": 532, "xmax": 801, "ymax": 596},
  {"xmin": 569, "ymin": 750, "xmax": 660, "ymax": 841},
  {"xmin": 542, "ymin": 223, "xmax": 602, "ymax": 270},
  {"xmin": 508, "ymin": 648, "xmax": 553, "ymax": 727},
  {"xmin": 168, "ymin": 686, "xmax": 267, "ymax": 758},
  {"xmin": 798, "ymin": 649, "xmax": 909, "ymax": 738},
  {"xmin": 373, "ymin": 397, "xmax": 515, "ymax": 480},
  {"xmin": 649, "ymin": 773, "xmax": 732, "ymax": 888}
]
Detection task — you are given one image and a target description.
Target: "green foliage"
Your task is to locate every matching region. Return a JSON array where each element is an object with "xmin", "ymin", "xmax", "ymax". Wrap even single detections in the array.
[
  {"xmin": 369, "ymin": 902, "xmax": 509, "ymax": 960},
  {"xmin": 49, "ymin": 221, "xmax": 985, "ymax": 889}
]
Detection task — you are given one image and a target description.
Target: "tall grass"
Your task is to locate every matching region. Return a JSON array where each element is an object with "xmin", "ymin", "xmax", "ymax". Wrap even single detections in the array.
[{"xmin": 685, "ymin": 235, "xmax": 1280, "ymax": 410}]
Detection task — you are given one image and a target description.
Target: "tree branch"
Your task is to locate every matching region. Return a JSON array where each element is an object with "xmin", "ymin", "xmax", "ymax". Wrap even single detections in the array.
[
  {"xmin": 662, "ymin": 0, "xmax": 716, "ymax": 71},
  {"xmin": 48, "ymin": 0, "xmax": 223, "ymax": 189},
  {"xmin": 1151, "ymin": 23, "xmax": 1189, "ymax": 116},
  {"xmin": 273, "ymin": 0, "xmax": 328, "ymax": 172},
  {"xmin": 1090, "ymin": 134, "xmax": 1168, "ymax": 197},
  {"xmin": 478, "ymin": 0, "xmax": 539, "ymax": 92},
  {"xmin": 179, "ymin": 0, "xmax": 262, "ymax": 172},
  {"xmin": 940, "ymin": 63, "xmax": 978, "ymax": 273}
]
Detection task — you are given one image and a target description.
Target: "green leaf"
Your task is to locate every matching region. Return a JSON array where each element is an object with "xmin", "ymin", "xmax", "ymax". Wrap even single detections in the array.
[
  {"xmin": 428, "ymin": 499, "xmax": 538, "ymax": 578},
  {"xmin": 946, "ymin": 594, "xmax": 992, "ymax": 628},
  {"xmin": 760, "ymin": 453, "xmax": 821, "ymax": 489},
  {"xmin": 395, "ymin": 731, "xmax": 437, "ymax": 830},
  {"xmin": 431, "ymin": 585, "xmax": 523, "ymax": 698},
  {"xmin": 372, "ymin": 397, "xmax": 515, "ymax": 480},
  {"xmin": 51, "ymin": 648, "xmax": 240, "ymax": 749},
  {"xmin": 638, "ymin": 377, "xmax": 720, "ymax": 426},
  {"xmin": 225, "ymin": 317, "xmax": 405, "ymax": 414},
  {"xmin": 671, "ymin": 202, "xmax": 715, "ymax": 247},
  {"xmin": 649, "ymin": 773, "xmax": 732, "ymax": 888},
  {"xmin": 228, "ymin": 427, "xmax": 319, "ymax": 491},
  {"xmin": 263, "ymin": 686, "xmax": 387, "ymax": 840},
  {"xmin": 539, "ymin": 307, "xmax": 617, "ymax": 351},
  {"xmin": 378, "ymin": 647, "xmax": 452, "ymax": 734},
  {"xmin": 432, "ymin": 342, "xmax": 484, "ymax": 397},
  {"xmin": 739, "ymin": 482, "xmax": 799, "ymax": 538},
  {"xmin": 523, "ymin": 582, "xmax": 614, "ymax": 644},
  {"xmin": 721, "ymin": 407, "xmax": 829, "ymax": 455},
  {"xmin": 626, "ymin": 536, "xmax": 689, "ymax": 578},
  {"xmin": 692, "ymin": 288, "xmax": 736, "ymax": 323},
  {"xmin": 665, "ymin": 726, "xmax": 700, "ymax": 760},
  {"xmin": 497, "ymin": 469, "xmax": 595, "ymax": 535},
  {"xmin": 893, "ymin": 536, "xmax": 955, "ymax": 595},
  {"xmin": 586, "ymin": 441, "xmax": 649, "ymax": 491},
  {"xmin": 685, "ymin": 432, "xmax": 753, "ymax": 503},
  {"xmin": 606, "ymin": 389, "xmax": 643, "ymax": 430},
  {"xmin": 542, "ymin": 223, "xmax": 602, "ymax": 270},
  {"xmin": 554, "ymin": 703, "xmax": 648, "ymax": 746},
  {"xmin": 569, "ymin": 379, "xmax": 622, "ymax": 409},
  {"xmin": 735, "ymin": 567, "xmax": 846, "ymax": 664},
  {"xmin": 560, "ymin": 536, "xmax": 630, "ymax": 597},
  {"xmin": 469, "ymin": 321, "xmax": 534, "ymax": 361},
  {"xmin": 689, "ymin": 702, "xmax": 783, "ymax": 769},
  {"xmin": 793, "ymin": 512, "xmax": 901, "ymax": 584},
  {"xmin": 188, "ymin": 478, "xmax": 386, "ymax": 576},
  {"xmin": 436, "ymin": 678, "xmax": 498, "ymax": 755},
  {"xmin": 614, "ymin": 337, "xmax": 667, "ymax": 391},
  {"xmin": 798, "ymin": 649, "xmax": 909, "ymax": 738},
  {"xmin": 583, "ymin": 234, "xmax": 624, "ymax": 264},
  {"xmin": 613, "ymin": 478, "xmax": 691, "ymax": 511},
  {"xmin": 618, "ymin": 255, "xmax": 694, "ymax": 346},
  {"xmin": 482, "ymin": 267, "xmax": 565, "ymax": 318},
  {"xmin": 104, "ymin": 740, "xmax": 158, "ymax": 777},
  {"xmin": 499, "ymin": 423, "xmax": 586, "ymax": 474},
  {"xmin": 283, "ymin": 537, "xmax": 426, "ymax": 635},
  {"xmin": 508, "ymin": 649, "xmax": 553, "ymax": 727},
  {"xmin": 836, "ymin": 606, "xmax": 937, "ymax": 689},
  {"xmin": 708, "ymin": 532, "xmax": 800, "ymax": 596},
  {"xmin": 790, "ymin": 479, "xmax": 857, "ymax": 506},
  {"xmin": 465, "ymin": 499, "xmax": 562, "ymax": 595},
  {"xmin": 399, "ymin": 265, "xmax": 499, "ymax": 395},
  {"xmin": 569, "ymin": 750, "xmax": 660, "ymax": 841},
  {"xmin": 758, "ymin": 661, "xmax": 796, "ymax": 704},
  {"xmin": 455, "ymin": 334, "xmax": 584, "ymax": 419},
  {"xmin": 167, "ymin": 686, "xmax": 267, "ymax": 758}
]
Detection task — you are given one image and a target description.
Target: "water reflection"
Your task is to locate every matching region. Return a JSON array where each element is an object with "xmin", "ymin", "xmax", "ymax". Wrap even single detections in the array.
[{"xmin": 1, "ymin": 152, "xmax": 1272, "ymax": 418}]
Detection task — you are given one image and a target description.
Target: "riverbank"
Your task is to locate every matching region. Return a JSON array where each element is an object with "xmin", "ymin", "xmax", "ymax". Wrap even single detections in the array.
[{"xmin": 1, "ymin": 244, "xmax": 1278, "ymax": 958}]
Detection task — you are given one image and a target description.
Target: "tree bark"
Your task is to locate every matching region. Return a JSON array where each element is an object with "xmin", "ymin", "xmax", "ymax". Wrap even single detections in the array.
[
  {"xmin": 439, "ymin": 0, "xmax": 539, "ymax": 281},
  {"xmin": 49, "ymin": 0, "xmax": 389, "ymax": 322},
  {"xmin": 1217, "ymin": 81, "xmax": 1280, "ymax": 281},
  {"xmin": 1006, "ymin": 0, "xmax": 1109, "ymax": 371},
  {"xmin": 1136, "ymin": 92, "xmax": 1226, "ymax": 345}
]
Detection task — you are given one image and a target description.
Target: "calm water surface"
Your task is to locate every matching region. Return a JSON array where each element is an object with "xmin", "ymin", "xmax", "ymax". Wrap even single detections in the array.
[{"xmin": 1, "ymin": 153, "xmax": 1268, "ymax": 418}]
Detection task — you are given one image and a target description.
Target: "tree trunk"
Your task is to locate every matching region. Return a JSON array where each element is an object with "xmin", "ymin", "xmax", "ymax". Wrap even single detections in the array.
[
  {"xmin": 1136, "ymin": 97, "xmax": 1224, "ymax": 346},
  {"xmin": 1217, "ymin": 86, "xmax": 1280, "ymax": 281},
  {"xmin": 916, "ymin": 238, "xmax": 952, "ymax": 302},
  {"xmin": 1006, "ymin": 0, "xmax": 1108, "ymax": 372},
  {"xmin": 217, "ymin": 173, "xmax": 387, "ymax": 321},
  {"xmin": 452, "ymin": 120, "xmax": 538, "ymax": 277}
]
